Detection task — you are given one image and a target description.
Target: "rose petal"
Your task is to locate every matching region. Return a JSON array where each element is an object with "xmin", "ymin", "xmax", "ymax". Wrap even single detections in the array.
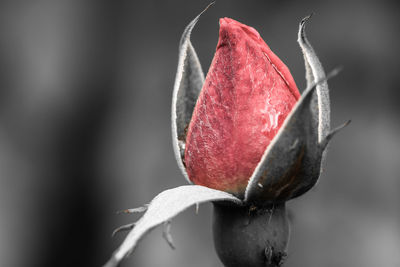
[{"xmin": 184, "ymin": 18, "xmax": 300, "ymax": 196}]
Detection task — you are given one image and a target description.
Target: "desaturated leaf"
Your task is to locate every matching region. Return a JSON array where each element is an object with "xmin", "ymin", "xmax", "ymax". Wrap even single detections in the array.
[
  {"xmin": 298, "ymin": 14, "xmax": 330, "ymax": 142},
  {"xmin": 171, "ymin": 4, "xmax": 213, "ymax": 183},
  {"xmin": 104, "ymin": 185, "xmax": 241, "ymax": 267},
  {"xmin": 244, "ymin": 16, "xmax": 334, "ymax": 204},
  {"xmin": 244, "ymin": 83, "xmax": 322, "ymax": 204}
]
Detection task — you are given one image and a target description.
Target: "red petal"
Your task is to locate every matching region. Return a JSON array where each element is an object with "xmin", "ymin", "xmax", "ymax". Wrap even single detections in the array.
[{"xmin": 184, "ymin": 18, "xmax": 300, "ymax": 196}]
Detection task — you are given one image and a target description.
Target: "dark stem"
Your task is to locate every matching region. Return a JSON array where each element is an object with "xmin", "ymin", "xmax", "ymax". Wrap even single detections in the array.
[{"xmin": 213, "ymin": 202, "xmax": 290, "ymax": 267}]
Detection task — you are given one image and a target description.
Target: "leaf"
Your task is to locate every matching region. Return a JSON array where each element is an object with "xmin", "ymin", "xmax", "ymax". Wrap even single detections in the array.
[
  {"xmin": 244, "ymin": 80, "xmax": 322, "ymax": 204},
  {"xmin": 298, "ymin": 14, "xmax": 330, "ymax": 143},
  {"xmin": 171, "ymin": 3, "xmax": 213, "ymax": 183},
  {"xmin": 104, "ymin": 185, "xmax": 241, "ymax": 267}
]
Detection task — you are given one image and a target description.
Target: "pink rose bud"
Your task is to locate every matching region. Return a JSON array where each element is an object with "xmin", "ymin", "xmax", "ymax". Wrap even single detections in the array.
[
  {"xmin": 105, "ymin": 6, "xmax": 348, "ymax": 266},
  {"xmin": 184, "ymin": 18, "xmax": 301, "ymax": 196}
]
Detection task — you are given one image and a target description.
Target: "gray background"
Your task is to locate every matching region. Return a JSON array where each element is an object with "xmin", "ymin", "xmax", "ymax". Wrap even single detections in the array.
[{"xmin": 0, "ymin": 0, "xmax": 399, "ymax": 266}]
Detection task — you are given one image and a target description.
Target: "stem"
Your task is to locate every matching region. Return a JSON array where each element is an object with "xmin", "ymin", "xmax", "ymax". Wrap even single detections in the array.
[{"xmin": 213, "ymin": 202, "xmax": 290, "ymax": 267}]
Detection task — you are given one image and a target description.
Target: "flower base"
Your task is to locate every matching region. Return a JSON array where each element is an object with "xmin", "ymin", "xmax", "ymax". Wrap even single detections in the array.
[{"xmin": 213, "ymin": 202, "xmax": 289, "ymax": 267}]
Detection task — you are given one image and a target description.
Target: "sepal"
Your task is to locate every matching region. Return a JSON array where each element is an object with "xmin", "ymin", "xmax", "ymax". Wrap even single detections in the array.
[
  {"xmin": 244, "ymin": 16, "xmax": 337, "ymax": 204},
  {"xmin": 104, "ymin": 185, "xmax": 241, "ymax": 267},
  {"xmin": 171, "ymin": 4, "xmax": 213, "ymax": 183}
]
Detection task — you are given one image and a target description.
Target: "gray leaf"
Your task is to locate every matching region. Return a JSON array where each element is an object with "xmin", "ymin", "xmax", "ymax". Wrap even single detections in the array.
[
  {"xmin": 244, "ymin": 16, "xmax": 333, "ymax": 204},
  {"xmin": 244, "ymin": 83, "xmax": 322, "ymax": 204},
  {"xmin": 172, "ymin": 4, "xmax": 213, "ymax": 183},
  {"xmin": 298, "ymin": 14, "xmax": 330, "ymax": 142},
  {"xmin": 104, "ymin": 185, "xmax": 241, "ymax": 267}
]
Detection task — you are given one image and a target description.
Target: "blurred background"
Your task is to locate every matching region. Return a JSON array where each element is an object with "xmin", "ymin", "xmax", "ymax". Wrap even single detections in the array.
[{"xmin": 0, "ymin": 0, "xmax": 399, "ymax": 266}]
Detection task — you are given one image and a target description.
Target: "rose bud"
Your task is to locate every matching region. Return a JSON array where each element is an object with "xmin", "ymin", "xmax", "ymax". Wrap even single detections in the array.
[
  {"xmin": 184, "ymin": 17, "xmax": 300, "ymax": 198},
  {"xmin": 104, "ymin": 4, "xmax": 349, "ymax": 267}
]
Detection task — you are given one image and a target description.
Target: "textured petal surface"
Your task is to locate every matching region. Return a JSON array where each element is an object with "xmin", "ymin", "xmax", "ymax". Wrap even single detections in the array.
[
  {"xmin": 185, "ymin": 18, "xmax": 300, "ymax": 196},
  {"xmin": 104, "ymin": 185, "xmax": 241, "ymax": 267}
]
